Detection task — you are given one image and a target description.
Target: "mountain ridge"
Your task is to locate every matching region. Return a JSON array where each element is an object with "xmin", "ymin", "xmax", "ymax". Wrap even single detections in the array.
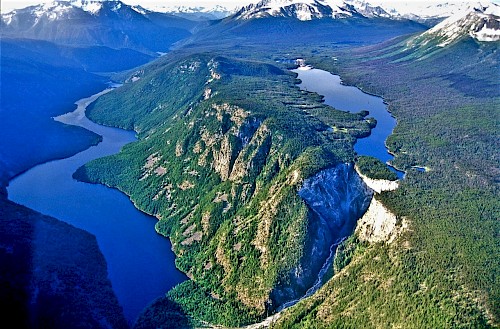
[
  {"xmin": 0, "ymin": 0, "xmax": 195, "ymax": 53},
  {"xmin": 233, "ymin": 0, "xmax": 388, "ymax": 21},
  {"xmin": 405, "ymin": 3, "xmax": 500, "ymax": 53}
]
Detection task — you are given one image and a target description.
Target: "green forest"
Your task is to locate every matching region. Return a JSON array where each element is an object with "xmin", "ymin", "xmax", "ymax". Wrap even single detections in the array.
[
  {"xmin": 76, "ymin": 54, "xmax": 374, "ymax": 326},
  {"xmin": 72, "ymin": 18, "xmax": 498, "ymax": 329}
]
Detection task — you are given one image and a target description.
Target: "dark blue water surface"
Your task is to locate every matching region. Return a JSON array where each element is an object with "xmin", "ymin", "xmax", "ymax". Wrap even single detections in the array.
[
  {"xmin": 292, "ymin": 67, "xmax": 404, "ymax": 178},
  {"xmin": 7, "ymin": 89, "xmax": 187, "ymax": 324}
]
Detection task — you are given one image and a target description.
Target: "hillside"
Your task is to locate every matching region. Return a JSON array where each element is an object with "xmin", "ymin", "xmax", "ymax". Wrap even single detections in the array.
[
  {"xmin": 1, "ymin": 1, "xmax": 498, "ymax": 328},
  {"xmin": 0, "ymin": 0, "xmax": 195, "ymax": 53},
  {"xmin": 0, "ymin": 197, "xmax": 128, "ymax": 328},
  {"xmin": 65, "ymin": 2, "xmax": 500, "ymax": 327},
  {"xmin": 74, "ymin": 53, "xmax": 377, "ymax": 326},
  {"xmin": 0, "ymin": 0, "xmax": 196, "ymax": 190}
]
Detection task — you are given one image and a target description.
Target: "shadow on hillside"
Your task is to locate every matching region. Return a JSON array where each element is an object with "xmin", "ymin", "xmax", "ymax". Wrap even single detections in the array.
[
  {"xmin": 0, "ymin": 197, "xmax": 130, "ymax": 328},
  {"xmin": 134, "ymin": 296, "xmax": 193, "ymax": 329}
]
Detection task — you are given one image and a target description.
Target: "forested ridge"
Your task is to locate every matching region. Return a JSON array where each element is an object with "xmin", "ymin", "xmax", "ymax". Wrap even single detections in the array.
[{"xmin": 75, "ymin": 53, "xmax": 376, "ymax": 326}]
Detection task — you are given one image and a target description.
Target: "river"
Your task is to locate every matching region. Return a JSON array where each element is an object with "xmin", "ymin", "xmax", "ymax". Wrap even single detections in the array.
[
  {"xmin": 7, "ymin": 88, "xmax": 187, "ymax": 324},
  {"xmin": 292, "ymin": 66, "xmax": 404, "ymax": 178}
]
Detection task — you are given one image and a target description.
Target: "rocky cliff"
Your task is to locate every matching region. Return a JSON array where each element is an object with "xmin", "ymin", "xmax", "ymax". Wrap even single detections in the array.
[
  {"xmin": 355, "ymin": 196, "xmax": 407, "ymax": 244},
  {"xmin": 355, "ymin": 167, "xmax": 399, "ymax": 193},
  {"xmin": 354, "ymin": 168, "xmax": 406, "ymax": 244},
  {"xmin": 271, "ymin": 163, "xmax": 372, "ymax": 307}
]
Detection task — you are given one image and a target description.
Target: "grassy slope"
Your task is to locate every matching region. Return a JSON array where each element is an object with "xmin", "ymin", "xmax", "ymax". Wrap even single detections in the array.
[{"xmin": 272, "ymin": 38, "xmax": 499, "ymax": 328}]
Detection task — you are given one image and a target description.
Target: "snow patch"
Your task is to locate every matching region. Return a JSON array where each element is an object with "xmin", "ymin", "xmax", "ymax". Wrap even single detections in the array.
[
  {"xmin": 71, "ymin": 0, "xmax": 104, "ymax": 15},
  {"xmin": 472, "ymin": 25, "xmax": 500, "ymax": 41},
  {"xmin": 408, "ymin": 3, "xmax": 500, "ymax": 47},
  {"xmin": 236, "ymin": 0, "xmax": 355, "ymax": 21}
]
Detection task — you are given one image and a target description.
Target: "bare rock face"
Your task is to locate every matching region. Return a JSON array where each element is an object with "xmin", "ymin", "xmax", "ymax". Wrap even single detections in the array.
[
  {"xmin": 206, "ymin": 103, "xmax": 263, "ymax": 182},
  {"xmin": 270, "ymin": 163, "xmax": 373, "ymax": 309},
  {"xmin": 354, "ymin": 169, "xmax": 407, "ymax": 244},
  {"xmin": 299, "ymin": 164, "xmax": 373, "ymax": 233},
  {"xmin": 356, "ymin": 197, "xmax": 408, "ymax": 244},
  {"xmin": 213, "ymin": 135, "xmax": 236, "ymax": 181},
  {"xmin": 230, "ymin": 123, "xmax": 271, "ymax": 182},
  {"xmin": 355, "ymin": 167, "xmax": 399, "ymax": 194}
]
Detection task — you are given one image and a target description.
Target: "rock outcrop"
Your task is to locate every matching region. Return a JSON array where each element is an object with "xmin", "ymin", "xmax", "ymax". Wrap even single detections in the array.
[
  {"xmin": 270, "ymin": 163, "xmax": 373, "ymax": 308},
  {"xmin": 355, "ymin": 197, "xmax": 407, "ymax": 244},
  {"xmin": 355, "ymin": 167, "xmax": 399, "ymax": 194},
  {"xmin": 354, "ymin": 168, "xmax": 406, "ymax": 244}
]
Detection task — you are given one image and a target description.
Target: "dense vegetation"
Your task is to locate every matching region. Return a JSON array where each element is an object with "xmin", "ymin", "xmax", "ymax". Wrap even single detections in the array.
[
  {"xmin": 74, "ymin": 16, "xmax": 498, "ymax": 328},
  {"xmin": 3, "ymin": 5, "xmax": 497, "ymax": 328},
  {"xmin": 0, "ymin": 18, "xmax": 185, "ymax": 327},
  {"xmin": 272, "ymin": 35, "xmax": 499, "ymax": 328},
  {"xmin": 76, "ymin": 53, "xmax": 374, "ymax": 326},
  {"xmin": 355, "ymin": 155, "xmax": 399, "ymax": 181}
]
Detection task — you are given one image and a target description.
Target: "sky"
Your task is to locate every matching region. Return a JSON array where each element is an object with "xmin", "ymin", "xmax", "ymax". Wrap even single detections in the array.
[{"xmin": 2, "ymin": 0, "xmax": 500, "ymax": 14}]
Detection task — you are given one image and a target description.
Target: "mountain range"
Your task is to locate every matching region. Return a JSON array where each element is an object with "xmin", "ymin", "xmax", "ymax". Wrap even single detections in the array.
[
  {"xmin": 234, "ymin": 0, "xmax": 390, "ymax": 20},
  {"xmin": 149, "ymin": 4, "xmax": 238, "ymax": 21},
  {"xmin": 3, "ymin": 0, "xmax": 499, "ymax": 24},
  {"xmin": 0, "ymin": 0, "xmax": 196, "ymax": 52},
  {"xmin": 408, "ymin": 2, "xmax": 500, "ymax": 48},
  {"xmin": 232, "ymin": 0, "xmax": 500, "ymax": 24}
]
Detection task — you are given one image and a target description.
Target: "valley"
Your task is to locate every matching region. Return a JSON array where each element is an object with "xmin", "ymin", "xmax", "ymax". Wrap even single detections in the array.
[
  {"xmin": 7, "ymin": 89, "xmax": 187, "ymax": 323},
  {"xmin": 0, "ymin": 0, "xmax": 498, "ymax": 328}
]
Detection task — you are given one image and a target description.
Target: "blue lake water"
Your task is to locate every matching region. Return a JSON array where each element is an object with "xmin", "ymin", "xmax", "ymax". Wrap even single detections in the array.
[
  {"xmin": 292, "ymin": 67, "xmax": 404, "ymax": 178},
  {"xmin": 7, "ymin": 89, "xmax": 187, "ymax": 324}
]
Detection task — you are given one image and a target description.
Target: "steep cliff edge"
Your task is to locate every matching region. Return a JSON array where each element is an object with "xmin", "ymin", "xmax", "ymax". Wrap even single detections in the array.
[
  {"xmin": 355, "ymin": 168, "xmax": 399, "ymax": 194},
  {"xmin": 355, "ymin": 196, "xmax": 407, "ymax": 244},
  {"xmin": 271, "ymin": 163, "xmax": 372, "ymax": 308},
  {"xmin": 354, "ymin": 165, "xmax": 405, "ymax": 244}
]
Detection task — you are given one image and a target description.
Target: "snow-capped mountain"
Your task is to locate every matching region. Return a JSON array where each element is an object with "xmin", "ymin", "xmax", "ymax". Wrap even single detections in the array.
[
  {"xmin": 0, "ymin": 0, "xmax": 195, "ymax": 52},
  {"xmin": 1, "ymin": 0, "xmax": 133, "ymax": 22},
  {"xmin": 380, "ymin": 1, "xmax": 488, "ymax": 19},
  {"xmin": 154, "ymin": 5, "xmax": 237, "ymax": 20},
  {"xmin": 407, "ymin": 3, "xmax": 500, "ymax": 48},
  {"xmin": 345, "ymin": 0, "xmax": 391, "ymax": 18},
  {"xmin": 233, "ymin": 0, "xmax": 391, "ymax": 21}
]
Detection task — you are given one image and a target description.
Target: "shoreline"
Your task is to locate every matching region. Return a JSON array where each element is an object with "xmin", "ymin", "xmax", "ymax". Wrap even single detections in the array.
[{"xmin": 7, "ymin": 86, "xmax": 186, "ymax": 324}]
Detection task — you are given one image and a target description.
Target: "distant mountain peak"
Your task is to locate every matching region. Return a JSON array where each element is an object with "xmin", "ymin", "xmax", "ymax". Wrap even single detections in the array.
[
  {"xmin": 71, "ymin": 0, "xmax": 105, "ymax": 15},
  {"xmin": 407, "ymin": 2, "xmax": 500, "ymax": 48},
  {"xmin": 233, "ymin": 0, "xmax": 391, "ymax": 21},
  {"xmin": 1, "ymin": 0, "xmax": 129, "ymax": 23},
  {"xmin": 0, "ymin": 0, "xmax": 194, "ymax": 52},
  {"xmin": 143, "ymin": 4, "xmax": 236, "ymax": 20}
]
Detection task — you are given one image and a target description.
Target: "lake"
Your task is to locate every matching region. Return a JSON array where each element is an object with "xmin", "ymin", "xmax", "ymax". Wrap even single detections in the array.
[
  {"xmin": 7, "ymin": 88, "xmax": 187, "ymax": 324},
  {"xmin": 292, "ymin": 66, "xmax": 404, "ymax": 178}
]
